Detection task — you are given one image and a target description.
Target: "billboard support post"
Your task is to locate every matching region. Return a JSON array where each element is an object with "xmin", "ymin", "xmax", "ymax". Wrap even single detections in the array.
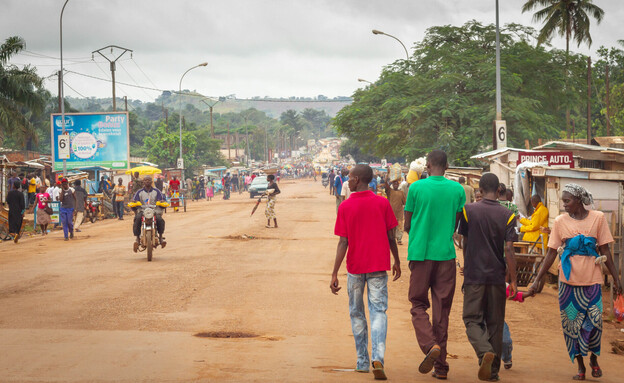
[{"xmin": 59, "ymin": 0, "xmax": 69, "ymax": 177}]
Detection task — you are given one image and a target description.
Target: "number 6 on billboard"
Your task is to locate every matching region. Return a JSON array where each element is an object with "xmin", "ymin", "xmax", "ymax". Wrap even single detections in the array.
[{"xmin": 58, "ymin": 134, "xmax": 70, "ymax": 159}]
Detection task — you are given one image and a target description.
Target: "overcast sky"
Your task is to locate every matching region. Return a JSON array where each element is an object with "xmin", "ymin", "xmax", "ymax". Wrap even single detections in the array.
[{"xmin": 2, "ymin": 0, "xmax": 623, "ymax": 103}]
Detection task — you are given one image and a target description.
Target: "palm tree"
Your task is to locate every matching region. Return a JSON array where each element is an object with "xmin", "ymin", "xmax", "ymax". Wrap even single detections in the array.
[
  {"xmin": 0, "ymin": 36, "xmax": 46, "ymax": 147},
  {"xmin": 522, "ymin": 1, "xmax": 604, "ymax": 137}
]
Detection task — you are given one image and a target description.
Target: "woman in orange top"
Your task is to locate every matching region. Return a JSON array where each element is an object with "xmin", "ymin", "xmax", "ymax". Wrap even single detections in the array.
[{"xmin": 529, "ymin": 184, "xmax": 621, "ymax": 381}]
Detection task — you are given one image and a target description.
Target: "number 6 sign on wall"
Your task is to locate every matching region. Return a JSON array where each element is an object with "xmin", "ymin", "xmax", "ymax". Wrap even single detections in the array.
[{"xmin": 58, "ymin": 133, "xmax": 70, "ymax": 159}]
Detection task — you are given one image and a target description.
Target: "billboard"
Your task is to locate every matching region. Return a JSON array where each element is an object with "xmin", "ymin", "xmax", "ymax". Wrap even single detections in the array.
[{"xmin": 50, "ymin": 112, "xmax": 130, "ymax": 171}]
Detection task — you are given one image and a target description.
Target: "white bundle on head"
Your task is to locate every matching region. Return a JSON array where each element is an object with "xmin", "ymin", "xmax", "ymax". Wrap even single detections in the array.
[{"xmin": 410, "ymin": 157, "xmax": 427, "ymax": 174}]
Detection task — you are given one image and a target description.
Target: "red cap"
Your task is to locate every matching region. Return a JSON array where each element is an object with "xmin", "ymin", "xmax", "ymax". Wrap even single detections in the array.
[{"xmin": 61, "ymin": 178, "xmax": 68, "ymax": 183}]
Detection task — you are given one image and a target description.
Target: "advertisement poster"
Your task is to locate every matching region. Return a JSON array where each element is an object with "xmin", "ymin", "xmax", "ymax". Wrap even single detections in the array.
[{"xmin": 50, "ymin": 112, "xmax": 130, "ymax": 171}]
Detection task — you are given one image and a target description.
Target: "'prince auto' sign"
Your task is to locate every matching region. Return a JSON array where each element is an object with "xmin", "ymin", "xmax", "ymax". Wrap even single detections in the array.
[{"xmin": 517, "ymin": 151, "xmax": 574, "ymax": 168}]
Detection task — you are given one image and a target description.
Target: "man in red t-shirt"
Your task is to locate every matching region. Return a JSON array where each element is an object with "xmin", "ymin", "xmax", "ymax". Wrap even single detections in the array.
[
  {"xmin": 169, "ymin": 176, "xmax": 181, "ymax": 196},
  {"xmin": 330, "ymin": 164, "xmax": 401, "ymax": 380}
]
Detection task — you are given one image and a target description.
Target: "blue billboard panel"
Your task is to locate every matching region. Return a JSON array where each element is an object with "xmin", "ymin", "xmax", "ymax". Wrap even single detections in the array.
[{"xmin": 50, "ymin": 112, "xmax": 130, "ymax": 171}]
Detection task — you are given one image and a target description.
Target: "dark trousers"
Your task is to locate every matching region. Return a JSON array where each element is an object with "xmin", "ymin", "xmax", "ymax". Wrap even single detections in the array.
[
  {"xmin": 133, "ymin": 212, "xmax": 165, "ymax": 237},
  {"xmin": 462, "ymin": 284, "xmax": 506, "ymax": 377},
  {"xmin": 409, "ymin": 259, "xmax": 456, "ymax": 374}
]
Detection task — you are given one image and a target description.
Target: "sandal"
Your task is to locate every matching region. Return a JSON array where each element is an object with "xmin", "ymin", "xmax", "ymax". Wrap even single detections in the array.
[
  {"xmin": 590, "ymin": 360, "xmax": 602, "ymax": 378},
  {"xmin": 572, "ymin": 372, "xmax": 586, "ymax": 381},
  {"xmin": 432, "ymin": 371, "xmax": 447, "ymax": 380},
  {"xmin": 372, "ymin": 361, "xmax": 387, "ymax": 380},
  {"xmin": 419, "ymin": 345, "xmax": 441, "ymax": 374}
]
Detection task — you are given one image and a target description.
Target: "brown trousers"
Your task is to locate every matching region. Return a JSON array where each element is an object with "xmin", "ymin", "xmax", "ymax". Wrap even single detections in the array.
[{"xmin": 408, "ymin": 259, "xmax": 457, "ymax": 374}]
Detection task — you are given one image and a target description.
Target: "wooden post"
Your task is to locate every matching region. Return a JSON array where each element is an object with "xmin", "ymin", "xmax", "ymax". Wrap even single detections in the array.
[
  {"xmin": 227, "ymin": 123, "xmax": 231, "ymax": 160},
  {"xmin": 587, "ymin": 57, "xmax": 592, "ymax": 145},
  {"xmin": 235, "ymin": 132, "xmax": 239, "ymax": 158}
]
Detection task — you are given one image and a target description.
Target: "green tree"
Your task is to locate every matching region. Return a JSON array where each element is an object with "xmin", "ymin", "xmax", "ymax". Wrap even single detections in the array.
[
  {"xmin": 334, "ymin": 21, "xmax": 578, "ymax": 165},
  {"xmin": 0, "ymin": 36, "xmax": 47, "ymax": 147},
  {"xmin": 522, "ymin": 0, "xmax": 605, "ymax": 136}
]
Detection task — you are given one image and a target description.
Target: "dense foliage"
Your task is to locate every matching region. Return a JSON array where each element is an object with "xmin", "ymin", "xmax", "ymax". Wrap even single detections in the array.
[{"xmin": 334, "ymin": 21, "xmax": 624, "ymax": 165}]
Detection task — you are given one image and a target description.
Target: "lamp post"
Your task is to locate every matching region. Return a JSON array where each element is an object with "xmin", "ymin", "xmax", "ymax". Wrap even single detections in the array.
[
  {"xmin": 178, "ymin": 62, "xmax": 207, "ymax": 180},
  {"xmin": 59, "ymin": 0, "xmax": 69, "ymax": 177},
  {"xmin": 357, "ymin": 78, "xmax": 374, "ymax": 86},
  {"xmin": 372, "ymin": 29, "xmax": 409, "ymax": 61},
  {"xmin": 493, "ymin": 0, "xmax": 507, "ymax": 149}
]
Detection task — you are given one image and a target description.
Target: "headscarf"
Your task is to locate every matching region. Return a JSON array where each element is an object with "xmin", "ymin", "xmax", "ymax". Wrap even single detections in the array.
[{"xmin": 562, "ymin": 183, "xmax": 594, "ymax": 206}]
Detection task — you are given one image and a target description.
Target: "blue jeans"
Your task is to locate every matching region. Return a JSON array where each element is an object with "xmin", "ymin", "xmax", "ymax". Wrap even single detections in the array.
[
  {"xmin": 502, "ymin": 321, "xmax": 512, "ymax": 363},
  {"xmin": 116, "ymin": 201, "xmax": 124, "ymax": 218},
  {"xmin": 60, "ymin": 207, "xmax": 74, "ymax": 238},
  {"xmin": 347, "ymin": 271, "xmax": 388, "ymax": 370}
]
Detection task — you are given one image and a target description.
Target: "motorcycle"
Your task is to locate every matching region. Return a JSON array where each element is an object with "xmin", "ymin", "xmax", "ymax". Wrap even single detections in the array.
[
  {"xmin": 128, "ymin": 200, "xmax": 169, "ymax": 261},
  {"xmin": 85, "ymin": 198, "xmax": 100, "ymax": 223}
]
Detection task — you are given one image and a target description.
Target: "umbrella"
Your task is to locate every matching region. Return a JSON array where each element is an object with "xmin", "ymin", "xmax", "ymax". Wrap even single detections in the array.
[
  {"xmin": 125, "ymin": 166, "xmax": 162, "ymax": 176},
  {"xmin": 250, "ymin": 195, "xmax": 264, "ymax": 216}
]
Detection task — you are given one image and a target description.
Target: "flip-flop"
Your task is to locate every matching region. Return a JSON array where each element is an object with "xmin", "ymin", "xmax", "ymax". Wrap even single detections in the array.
[
  {"xmin": 419, "ymin": 345, "xmax": 441, "ymax": 374},
  {"xmin": 572, "ymin": 372, "xmax": 586, "ymax": 380},
  {"xmin": 372, "ymin": 361, "xmax": 387, "ymax": 380},
  {"xmin": 478, "ymin": 352, "xmax": 495, "ymax": 381},
  {"xmin": 590, "ymin": 364, "xmax": 602, "ymax": 378}
]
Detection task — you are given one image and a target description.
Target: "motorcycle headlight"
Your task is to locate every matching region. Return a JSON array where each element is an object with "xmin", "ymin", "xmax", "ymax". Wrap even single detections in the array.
[{"xmin": 144, "ymin": 208, "xmax": 154, "ymax": 219}]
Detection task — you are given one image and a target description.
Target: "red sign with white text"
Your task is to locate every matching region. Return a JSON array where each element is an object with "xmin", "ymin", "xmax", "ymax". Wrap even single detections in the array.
[{"xmin": 517, "ymin": 151, "xmax": 574, "ymax": 168}]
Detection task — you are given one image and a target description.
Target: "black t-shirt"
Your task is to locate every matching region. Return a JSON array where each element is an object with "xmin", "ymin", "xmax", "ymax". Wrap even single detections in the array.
[{"xmin": 458, "ymin": 198, "xmax": 517, "ymax": 285}]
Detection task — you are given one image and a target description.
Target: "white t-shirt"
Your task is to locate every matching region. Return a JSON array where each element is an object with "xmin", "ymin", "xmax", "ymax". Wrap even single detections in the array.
[{"xmin": 340, "ymin": 179, "xmax": 352, "ymax": 199}]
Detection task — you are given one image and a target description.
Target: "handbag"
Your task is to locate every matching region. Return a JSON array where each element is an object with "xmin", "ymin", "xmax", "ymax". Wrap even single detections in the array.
[{"xmin": 44, "ymin": 206, "xmax": 53, "ymax": 215}]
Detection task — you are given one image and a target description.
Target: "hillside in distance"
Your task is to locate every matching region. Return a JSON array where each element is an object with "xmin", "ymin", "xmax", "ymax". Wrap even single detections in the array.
[{"xmin": 66, "ymin": 92, "xmax": 352, "ymax": 118}]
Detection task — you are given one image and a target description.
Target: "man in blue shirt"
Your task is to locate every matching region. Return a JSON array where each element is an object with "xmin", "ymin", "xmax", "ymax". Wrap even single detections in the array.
[
  {"xmin": 334, "ymin": 169, "xmax": 348, "ymax": 213},
  {"xmin": 368, "ymin": 173, "xmax": 378, "ymax": 193}
]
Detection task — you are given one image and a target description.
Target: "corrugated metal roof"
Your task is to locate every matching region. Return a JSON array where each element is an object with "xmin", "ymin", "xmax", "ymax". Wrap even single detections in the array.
[{"xmin": 532, "ymin": 140, "xmax": 624, "ymax": 153}]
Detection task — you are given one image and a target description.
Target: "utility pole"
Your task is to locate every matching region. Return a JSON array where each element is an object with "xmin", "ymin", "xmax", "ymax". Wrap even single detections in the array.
[
  {"xmin": 235, "ymin": 131, "xmax": 239, "ymax": 158},
  {"xmin": 587, "ymin": 57, "xmax": 592, "ymax": 145},
  {"xmin": 246, "ymin": 125, "xmax": 250, "ymax": 166},
  {"xmin": 124, "ymin": 96, "xmax": 128, "ymax": 112},
  {"xmin": 92, "ymin": 45, "xmax": 133, "ymax": 111},
  {"xmin": 493, "ymin": 0, "xmax": 506, "ymax": 149},
  {"xmin": 606, "ymin": 64, "xmax": 611, "ymax": 136},
  {"xmin": 227, "ymin": 123, "xmax": 231, "ymax": 160},
  {"xmin": 265, "ymin": 125, "xmax": 268, "ymax": 163}
]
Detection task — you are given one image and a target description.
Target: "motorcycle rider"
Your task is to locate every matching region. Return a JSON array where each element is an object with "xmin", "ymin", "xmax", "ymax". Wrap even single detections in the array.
[{"xmin": 132, "ymin": 176, "xmax": 166, "ymax": 252}]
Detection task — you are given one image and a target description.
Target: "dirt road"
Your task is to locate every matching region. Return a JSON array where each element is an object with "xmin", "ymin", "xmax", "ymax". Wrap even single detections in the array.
[{"xmin": 1, "ymin": 179, "xmax": 622, "ymax": 382}]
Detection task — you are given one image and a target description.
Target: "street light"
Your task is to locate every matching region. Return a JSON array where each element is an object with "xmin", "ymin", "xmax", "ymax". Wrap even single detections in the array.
[
  {"xmin": 59, "ymin": 0, "xmax": 69, "ymax": 177},
  {"xmin": 178, "ymin": 62, "xmax": 207, "ymax": 180},
  {"xmin": 372, "ymin": 29, "xmax": 409, "ymax": 61},
  {"xmin": 357, "ymin": 78, "xmax": 374, "ymax": 86}
]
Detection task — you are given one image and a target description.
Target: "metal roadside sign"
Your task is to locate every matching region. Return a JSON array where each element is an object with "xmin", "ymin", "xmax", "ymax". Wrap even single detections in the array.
[{"xmin": 58, "ymin": 133, "xmax": 70, "ymax": 159}]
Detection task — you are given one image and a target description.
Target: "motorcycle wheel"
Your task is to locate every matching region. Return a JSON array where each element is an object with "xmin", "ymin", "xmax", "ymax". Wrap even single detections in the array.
[
  {"xmin": 90, "ymin": 214, "xmax": 97, "ymax": 223},
  {"xmin": 146, "ymin": 231, "xmax": 153, "ymax": 262}
]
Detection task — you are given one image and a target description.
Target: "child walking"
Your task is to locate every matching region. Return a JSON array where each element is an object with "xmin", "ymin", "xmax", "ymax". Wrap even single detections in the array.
[{"xmin": 330, "ymin": 164, "xmax": 401, "ymax": 380}]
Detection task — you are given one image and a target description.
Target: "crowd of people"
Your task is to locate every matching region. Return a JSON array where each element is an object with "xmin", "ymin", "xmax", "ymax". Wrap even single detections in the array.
[{"xmin": 329, "ymin": 150, "xmax": 621, "ymax": 382}]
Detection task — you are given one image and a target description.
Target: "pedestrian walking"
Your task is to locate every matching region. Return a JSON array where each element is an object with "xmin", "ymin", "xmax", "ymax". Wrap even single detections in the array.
[
  {"xmin": 329, "ymin": 170, "xmax": 336, "ymax": 196},
  {"xmin": 113, "ymin": 178, "xmax": 126, "ymax": 220},
  {"xmin": 330, "ymin": 164, "xmax": 401, "ymax": 380},
  {"xmin": 404, "ymin": 150, "xmax": 465, "ymax": 379},
  {"xmin": 528, "ymin": 184, "xmax": 622, "ymax": 381},
  {"xmin": 264, "ymin": 174, "xmax": 281, "ymax": 228},
  {"xmin": 59, "ymin": 178, "xmax": 76, "ymax": 241},
  {"xmin": 384, "ymin": 176, "xmax": 406, "ymax": 245},
  {"xmin": 6, "ymin": 180, "xmax": 25, "ymax": 243},
  {"xmin": 458, "ymin": 173, "xmax": 518, "ymax": 381},
  {"xmin": 73, "ymin": 180, "xmax": 87, "ymax": 232},
  {"xmin": 35, "ymin": 186, "xmax": 52, "ymax": 236},
  {"xmin": 334, "ymin": 169, "xmax": 348, "ymax": 213}
]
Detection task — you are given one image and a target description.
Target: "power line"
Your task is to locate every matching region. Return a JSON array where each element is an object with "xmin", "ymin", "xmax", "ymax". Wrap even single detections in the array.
[
  {"xmin": 63, "ymin": 80, "xmax": 87, "ymax": 98},
  {"xmin": 131, "ymin": 58, "xmax": 160, "ymax": 90},
  {"xmin": 118, "ymin": 61, "xmax": 158, "ymax": 99},
  {"xmin": 63, "ymin": 70, "xmax": 352, "ymax": 103}
]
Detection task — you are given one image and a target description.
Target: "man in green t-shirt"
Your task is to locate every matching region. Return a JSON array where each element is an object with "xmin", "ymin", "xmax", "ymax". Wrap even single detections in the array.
[{"xmin": 404, "ymin": 150, "xmax": 465, "ymax": 379}]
